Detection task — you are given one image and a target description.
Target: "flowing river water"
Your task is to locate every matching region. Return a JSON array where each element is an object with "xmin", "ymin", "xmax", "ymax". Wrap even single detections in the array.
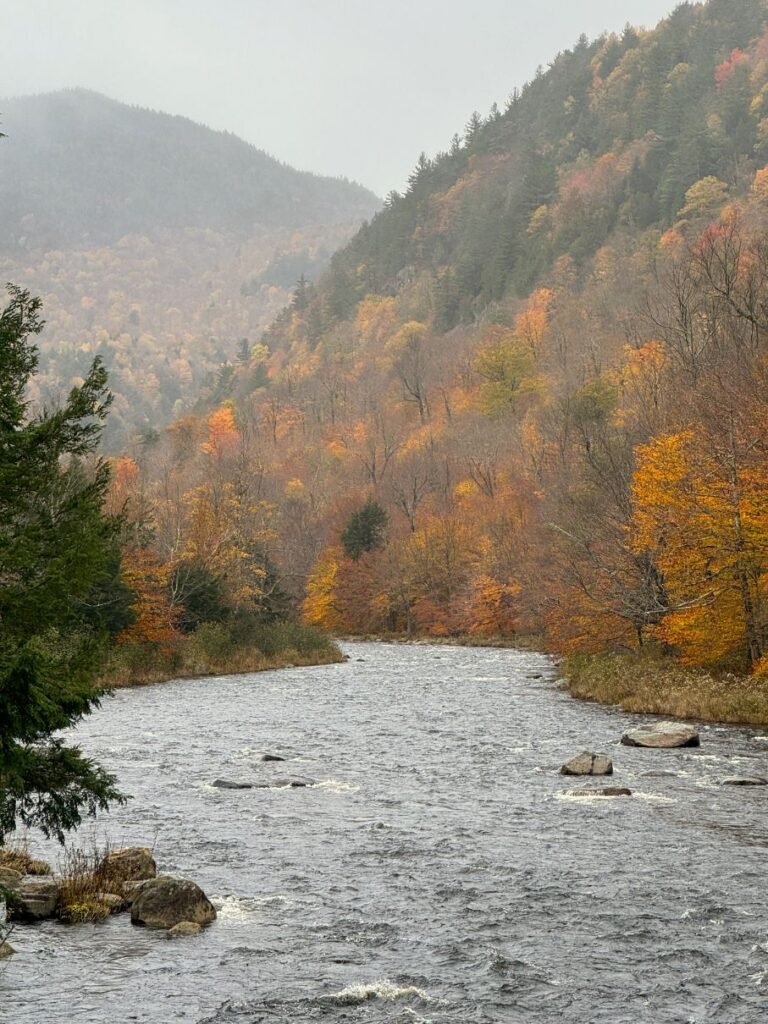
[{"xmin": 5, "ymin": 641, "xmax": 768, "ymax": 1023}]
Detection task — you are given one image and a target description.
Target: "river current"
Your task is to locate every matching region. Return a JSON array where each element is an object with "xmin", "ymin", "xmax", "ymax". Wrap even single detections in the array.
[{"xmin": 5, "ymin": 642, "xmax": 768, "ymax": 1023}]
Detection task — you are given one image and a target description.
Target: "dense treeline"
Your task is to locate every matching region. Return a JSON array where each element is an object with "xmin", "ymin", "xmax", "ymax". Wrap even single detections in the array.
[{"xmin": 119, "ymin": 0, "xmax": 768, "ymax": 677}]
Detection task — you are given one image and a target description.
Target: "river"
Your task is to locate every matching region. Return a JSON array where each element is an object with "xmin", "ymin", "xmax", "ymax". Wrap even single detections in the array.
[{"xmin": 5, "ymin": 642, "xmax": 768, "ymax": 1023}]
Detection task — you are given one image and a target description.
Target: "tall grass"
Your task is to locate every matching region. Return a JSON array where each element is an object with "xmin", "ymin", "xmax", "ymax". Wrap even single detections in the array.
[
  {"xmin": 102, "ymin": 620, "xmax": 343, "ymax": 689},
  {"xmin": 562, "ymin": 650, "xmax": 768, "ymax": 726},
  {"xmin": 0, "ymin": 838, "xmax": 50, "ymax": 876}
]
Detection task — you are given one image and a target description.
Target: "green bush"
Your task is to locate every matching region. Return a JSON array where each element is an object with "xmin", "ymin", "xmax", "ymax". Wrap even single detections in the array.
[
  {"xmin": 250, "ymin": 621, "xmax": 335, "ymax": 658},
  {"xmin": 190, "ymin": 622, "xmax": 236, "ymax": 662}
]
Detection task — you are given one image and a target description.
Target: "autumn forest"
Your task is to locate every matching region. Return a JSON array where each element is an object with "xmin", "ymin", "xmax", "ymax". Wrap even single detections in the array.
[{"xmin": 8, "ymin": 0, "xmax": 768, "ymax": 697}]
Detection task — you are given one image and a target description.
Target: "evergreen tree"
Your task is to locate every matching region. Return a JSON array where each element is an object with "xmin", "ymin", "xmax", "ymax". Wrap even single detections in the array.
[
  {"xmin": 0, "ymin": 286, "xmax": 125, "ymax": 842},
  {"xmin": 341, "ymin": 498, "xmax": 388, "ymax": 561}
]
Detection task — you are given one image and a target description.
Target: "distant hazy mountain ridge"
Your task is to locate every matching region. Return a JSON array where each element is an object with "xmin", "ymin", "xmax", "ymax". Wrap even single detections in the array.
[
  {"xmin": 0, "ymin": 89, "xmax": 379, "ymax": 251},
  {"xmin": 0, "ymin": 90, "xmax": 379, "ymax": 447}
]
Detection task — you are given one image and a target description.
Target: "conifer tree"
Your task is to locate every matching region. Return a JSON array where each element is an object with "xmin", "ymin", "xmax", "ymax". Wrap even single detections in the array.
[
  {"xmin": 341, "ymin": 498, "xmax": 388, "ymax": 561},
  {"xmin": 0, "ymin": 286, "xmax": 125, "ymax": 842}
]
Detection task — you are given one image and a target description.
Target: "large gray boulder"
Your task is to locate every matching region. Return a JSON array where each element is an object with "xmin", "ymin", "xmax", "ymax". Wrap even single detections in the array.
[
  {"xmin": 101, "ymin": 847, "xmax": 157, "ymax": 883},
  {"xmin": 621, "ymin": 722, "xmax": 700, "ymax": 748},
  {"xmin": 131, "ymin": 876, "xmax": 216, "ymax": 930},
  {"xmin": 560, "ymin": 752, "xmax": 613, "ymax": 776},
  {"xmin": 7, "ymin": 878, "xmax": 61, "ymax": 920}
]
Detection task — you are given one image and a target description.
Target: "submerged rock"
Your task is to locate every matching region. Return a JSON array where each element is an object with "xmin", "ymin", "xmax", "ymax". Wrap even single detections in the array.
[
  {"xmin": 101, "ymin": 847, "xmax": 157, "ymax": 882},
  {"xmin": 253, "ymin": 777, "xmax": 314, "ymax": 789},
  {"xmin": 721, "ymin": 776, "xmax": 768, "ymax": 786},
  {"xmin": 166, "ymin": 921, "xmax": 202, "ymax": 938},
  {"xmin": 560, "ymin": 752, "xmax": 613, "ymax": 776},
  {"xmin": 212, "ymin": 779, "xmax": 254, "ymax": 790},
  {"xmin": 567, "ymin": 787, "xmax": 632, "ymax": 798},
  {"xmin": 131, "ymin": 876, "xmax": 216, "ymax": 930},
  {"xmin": 8, "ymin": 878, "xmax": 61, "ymax": 920},
  {"xmin": 621, "ymin": 723, "xmax": 700, "ymax": 748}
]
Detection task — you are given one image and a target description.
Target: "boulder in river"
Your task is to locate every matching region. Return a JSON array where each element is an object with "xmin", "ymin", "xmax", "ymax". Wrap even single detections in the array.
[
  {"xmin": 101, "ymin": 846, "xmax": 157, "ymax": 882},
  {"xmin": 261, "ymin": 754, "xmax": 286, "ymax": 762},
  {"xmin": 721, "ymin": 776, "xmax": 768, "ymax": 786},
  {"xmin": 7, "ymin": 878, "xmax": 61, "ymax": 920},
  {"xmin": 620, "ymin": 723, "xmax": 700, "ymax": 748},
  {"xmin": 560, "ymin": 752, "xmax": 613, "ymax": 776},
  {"xmin": 0, "ymin": 941, "xmax": 15, "ymax": 958},
  {"xmin": 212, "ymin": 779, "xmax": 254, "ymax": 790},
  {"xmin": 131, "ymin": 876, "xmax": 216, "ymax": 930},
  {"xmin": 567, "ymin": 787, "xmax": 632, "ymax": 798}
]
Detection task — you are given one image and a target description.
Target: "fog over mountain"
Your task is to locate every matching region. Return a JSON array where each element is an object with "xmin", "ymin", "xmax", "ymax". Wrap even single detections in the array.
[
  {"xmin": 0, "ymin": 89, "xmax": 379, "ymax": 446},
  {"xmin": 0, "ymin": 90, "xmax": 379, "ymax": 251},
  {"xmin": 5, "ymin": 0, "xmax": 676, "ymax": 193}
]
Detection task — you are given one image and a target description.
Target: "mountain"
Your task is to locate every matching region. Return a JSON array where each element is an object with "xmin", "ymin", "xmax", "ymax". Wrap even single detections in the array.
[
  {"xmin": 259, "ymin": 0, "xmax": 768, "ymax": 664},
  {"xmin": 0, "ymin": 90, "xmax": 380, "ymax": 446},
  {"xmin": 33, "ymin": 2, "xmax": 768, "ymax": 674},
  {"xmin": 0, "ymin": 89, "xmax": 379, "ymax": 251}
]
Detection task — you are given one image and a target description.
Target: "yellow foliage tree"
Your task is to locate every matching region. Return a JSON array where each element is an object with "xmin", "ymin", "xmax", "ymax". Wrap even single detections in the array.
[
  {"xmin": 632, "ymin": 427, "xmax": 768, "ymax": 669},
  {"xmin": 303, "ymin": 547, "xmax": 345, "ymax": 631}
]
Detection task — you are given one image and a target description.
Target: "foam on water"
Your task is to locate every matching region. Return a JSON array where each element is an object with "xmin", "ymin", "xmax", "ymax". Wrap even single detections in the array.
[
  {"xmin": 320, "ymin": 981, "xmax": 431, "ymax": 1005},
  {"xmin": 212, "ymin": 893, "xmax": 289, "ymax": 918},
  {"xmin": 310, "ymin": 780, "xmax": 360, "ymax": 793}
]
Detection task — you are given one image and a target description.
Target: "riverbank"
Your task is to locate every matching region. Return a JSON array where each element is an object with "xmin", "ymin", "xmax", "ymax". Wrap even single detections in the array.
[
  {"xmin": 562, "ymin": 651, "xmax": 768, "ymax": 727},
  {"xmin": 336, "ymin": 632, "xmax": 542, "ymax": 650},
  {"xmin": 102, "ymin": 625, "xmax": 343, "ymax": 689}
]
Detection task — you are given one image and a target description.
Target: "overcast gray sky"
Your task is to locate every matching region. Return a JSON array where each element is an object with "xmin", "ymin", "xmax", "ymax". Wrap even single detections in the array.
[{"xmin": 4, "ymin": 0, "xmax": 677, "ymax": 195}]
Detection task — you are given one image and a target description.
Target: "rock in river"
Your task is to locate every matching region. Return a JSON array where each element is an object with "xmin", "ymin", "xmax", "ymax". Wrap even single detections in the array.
[
  {"xmin": 212, "ymin": 779, "xmax": 254, "ymax": 789},
  {"xmin": 620, "ymin": 722, "xmax": 700, "ymax": 748},
  {"xmin": 7, "ymin": 878, "xmax": 61, "ymax": 920},
  {"xmin": 131, "ymin": 876, "xmax": 216, "ymax": 930},
  {"xmin": 721, "ymin": 776, "xmax": 768, "ymax": 786},
  {"xmin": 567, "ymin": 787, "xmax": 632, "ymax": 798},
  {"xmin": 560, "ymin": 752, "xmax": 613, "ymax": 776},
  {"xmin": 101, "ymin": 846, "xmax": 157, "ymax": 882},
  {"xmin": 261, "ymin": 753, "xmax": 286, "ymax": 762},
  {"xmin": 166, "ymin": 921, "xmax": 202, "ymax": 938}
]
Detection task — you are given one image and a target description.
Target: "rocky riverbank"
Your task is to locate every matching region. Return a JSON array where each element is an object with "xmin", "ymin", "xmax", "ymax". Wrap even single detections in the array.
[{"xmin": 0, "ymin": 845, "xmax": 216, "ymax": 956}]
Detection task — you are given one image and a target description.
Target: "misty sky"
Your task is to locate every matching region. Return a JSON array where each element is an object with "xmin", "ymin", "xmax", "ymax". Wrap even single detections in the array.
[{"xmin": 5, "ymin": 0, "xmax": 677, "ymax": 195}]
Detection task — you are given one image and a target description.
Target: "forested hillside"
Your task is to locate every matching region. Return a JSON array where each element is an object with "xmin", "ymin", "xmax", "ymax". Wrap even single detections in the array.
[
  {"xmin": 0, "ymin": 90, "xmax": 380, "ymax": 446},
  {"xmin": 117, "ymin": 0, "xmax": 768, "ymax": 675}
]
